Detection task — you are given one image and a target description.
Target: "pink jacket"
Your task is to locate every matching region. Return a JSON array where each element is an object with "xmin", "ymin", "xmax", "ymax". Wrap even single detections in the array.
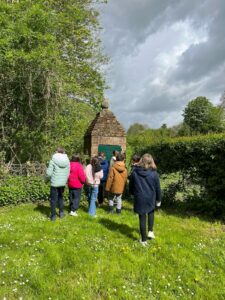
[
  {"xmin": 68, "ymin": 162, "xmax": 86, "ymax": 189},
  {"xmin": 85, "ymin": 164, "xmax": 103, "ymax": 186}
]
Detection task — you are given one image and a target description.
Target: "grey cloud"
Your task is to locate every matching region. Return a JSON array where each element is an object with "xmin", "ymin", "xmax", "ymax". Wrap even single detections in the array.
[
  {"xmin": 172, "ymin": 0, "xmax": 225, "ymax": 82},
  {"xmin": 100, "ymin": 0, "xmax": 225, "ymax": 129}
]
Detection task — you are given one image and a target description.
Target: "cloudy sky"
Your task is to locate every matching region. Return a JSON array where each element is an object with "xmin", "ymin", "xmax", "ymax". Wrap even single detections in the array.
[{"xmin": 100, "ymin": 0, "xmax": 225, "ymax": 130}]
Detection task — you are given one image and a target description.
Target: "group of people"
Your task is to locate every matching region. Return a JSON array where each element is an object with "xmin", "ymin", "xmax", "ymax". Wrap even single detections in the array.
[{"xmin": 46, "ymin": 148, "xmax": 161, "ymax": 245}]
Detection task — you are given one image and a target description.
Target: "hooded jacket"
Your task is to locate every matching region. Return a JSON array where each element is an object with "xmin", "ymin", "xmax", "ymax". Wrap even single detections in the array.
[
  {"xmin": 68, "ymin": 162, "xmax": 86, "ymax": 189},
  {"xmin": 46, "ymin": 153, "xmax": 70, "ymax": 187},
  {"xmin": 105, "ymin": 161, "xmax": 128, "ymax": 194},
  {"xmin": 129, "ymin": 167, "xmax": 161, "ymax": 214}
]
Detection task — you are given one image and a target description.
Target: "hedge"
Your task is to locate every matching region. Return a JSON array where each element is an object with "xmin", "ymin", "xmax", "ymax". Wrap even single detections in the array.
[
  {"xmin": 135, "ymin": 133, "xmax": 225, "ymax": 218},
  {"xmin": 0, "ymin": 176, "xmax": 50, "ymax": 206}
]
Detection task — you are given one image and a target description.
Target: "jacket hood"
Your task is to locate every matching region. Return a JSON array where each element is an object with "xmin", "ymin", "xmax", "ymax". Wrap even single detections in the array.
[
  {"xmin": 52, "ymin": 153, "xmax": 69, "ymax": 168},
  {"xmin": 134, "ymin": 167, "xmax": 151, "ymax": 177},
  {"xmin": 114, "ymin": 161, "xmax": 126, "ymax": 173}
]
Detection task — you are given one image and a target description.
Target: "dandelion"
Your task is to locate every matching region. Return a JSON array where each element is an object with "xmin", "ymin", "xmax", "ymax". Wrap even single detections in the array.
[
  {"xmin": 13, "ymin": 288, "xmax": 17, "ymax": 292},
  {"xmin": 20, "ymin": 274, "xmax": 23, "ymax": 277},
  {"xmin": 2, "ymin": 281, "xmax": 5, "ymax": 285},
  {"xmin": 2, "ymin": 270, "xmax": 5, "ymax": 273}
]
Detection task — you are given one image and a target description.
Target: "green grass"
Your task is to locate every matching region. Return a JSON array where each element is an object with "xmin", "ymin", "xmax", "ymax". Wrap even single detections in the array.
[{"xmin": 0, "ymin": 200, "xmax": 224, "ymax": 300}]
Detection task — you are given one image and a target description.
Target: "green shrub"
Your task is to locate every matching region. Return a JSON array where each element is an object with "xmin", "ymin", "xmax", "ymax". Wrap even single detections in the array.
[
  {"xmin": 134, "ymin": 133, "xmax": 225, "ymax": 218},
  {"xmin": 0, "ymin": 176, "xmax": 50, "ymax": 206}
]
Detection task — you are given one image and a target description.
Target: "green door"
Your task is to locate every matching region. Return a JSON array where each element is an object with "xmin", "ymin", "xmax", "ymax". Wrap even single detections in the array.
[{"xmin": 98, "ymin": 144, "xmax": 122, "ymax": 161}]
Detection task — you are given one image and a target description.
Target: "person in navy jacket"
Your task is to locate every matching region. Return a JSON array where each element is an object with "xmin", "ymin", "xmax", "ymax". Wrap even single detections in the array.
[
  {"xmin": 97, "ymin": 151, "xmax": 109, "ymax": 206},
  {"xmin": 129, "ymin": 153, "xmax": 161, "ymax": 245}
]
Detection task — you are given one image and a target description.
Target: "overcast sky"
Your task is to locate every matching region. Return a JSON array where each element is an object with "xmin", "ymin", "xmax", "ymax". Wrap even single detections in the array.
[{"xmin": 100, "ymin": 0, "xmax": 225, "ymax": 129}]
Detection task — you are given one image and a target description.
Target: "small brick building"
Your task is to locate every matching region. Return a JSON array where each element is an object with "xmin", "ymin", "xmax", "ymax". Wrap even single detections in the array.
[{"xmin": 84, "ymin": 101, "xmax": 126, "ymax": 160}]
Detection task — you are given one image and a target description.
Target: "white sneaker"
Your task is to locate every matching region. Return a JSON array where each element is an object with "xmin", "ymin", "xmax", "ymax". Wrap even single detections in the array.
[
  {"xmin": 139, "ymin": 240, "xmax": 148, "ymax": 246},
  {"xmin": 147, "ymin": 231, "xmax": 155, "ymax": 239},
  {"xmin": 70, "ymin": 211, "xmax": 78, "ymax": 217}
]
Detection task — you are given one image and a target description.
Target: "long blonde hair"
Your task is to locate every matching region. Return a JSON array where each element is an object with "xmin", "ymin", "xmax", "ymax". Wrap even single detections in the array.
[{"xmin": 138, "ymin": 153, "xmax": 157, "ymax": 170}]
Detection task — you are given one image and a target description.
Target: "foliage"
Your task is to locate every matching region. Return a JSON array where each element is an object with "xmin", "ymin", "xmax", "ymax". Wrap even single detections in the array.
[
  {"xmin": 183, "ymin": 96, "xmax": 225, "ymax": 134},
  {"xmin": 0, "ymin": 0, "xmax": 106, "ymax": 162},
  {"xmin": 133, "ymin": 133, "xmax": 225, "ymax": 218},
  {"xmin": 0, "ymin": 202, "xmax": 224, "ymax": 299},
  {"xmin": 42, "ymin": 101, "xmax": 95, "ymax": 162},
  {"xmin": 127, "ymin": 123, "xmax": 149, "ymax": 135},
  {"xmin": 0, "ymin": 176, "xmax": 50, "ymax": 206},
  {"xmin": 127, "ymin": 126, "xmax": 175, "ymax": 150}
]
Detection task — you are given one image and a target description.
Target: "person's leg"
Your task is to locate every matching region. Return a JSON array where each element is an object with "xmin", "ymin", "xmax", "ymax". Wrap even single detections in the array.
[
  {"xmin": 139, "ymin": 214, "xmax": 147, "ymax": 242},
  {"xmin": 97, "ymin": 183, "xmax": 104, "ymax": 205},
  {"xmin": 69, "ymin": 189, "xmax": 75, "ymax": 211},
  {"xmin": 148, "ymin": 210, "xmax": 154, "ymax": 231},
  {"xmin": 50, "ymin": 187, "xmax": 57, "ymax": 220},
  {"xmin": 73, "ymin": 188, "xmax": 82, "ymax": 212},
  {"xmin": 109, "ymin": 193, "xmax": 115, "ymax": 213},
  {"xmin": 89, "ymin": 186, "xmax": 98, "ymax": 216},
  {"xmin": 58, "ymin": 187, "xmax": 65, "ymax": 217},
  {"xmin": 116, "ymin": 194, "xmax": 122, "ymax": 214},
  {"xmin": 147, "ymin": 210, "xmax": 155, "ymax": 238}
]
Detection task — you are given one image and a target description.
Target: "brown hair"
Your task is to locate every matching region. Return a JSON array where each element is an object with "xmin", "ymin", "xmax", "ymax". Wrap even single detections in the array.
[
  {"xmin": 57, "ymin": 147, "xmax": 65, "ymax": 154},
  {"xmin": 131, "ymin": 154, "xmax": 141, "ymax": 163},
  {"xmin": 138, "ymin": 153, "xmax": 157, "ymax": 170},
  {"xmin": 71, "ymin": 154, "xmax": 80, "ymax": 162},
  {"xmin": 116, "ymin": 153, "xmax": 124, "ymax": 161}
]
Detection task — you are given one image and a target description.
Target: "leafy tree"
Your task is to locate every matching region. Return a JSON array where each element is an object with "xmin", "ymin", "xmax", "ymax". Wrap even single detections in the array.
[
  {"xmin": 183, "ymin": 97, "xmax": 224, "ymax": 134},
  {"xmin": 0, "ymin": 0, "xmax": 106, "ymax": 162},
  {"xmin": 127, "ymin": 123, "xmax": 148, "ymax": 135}
]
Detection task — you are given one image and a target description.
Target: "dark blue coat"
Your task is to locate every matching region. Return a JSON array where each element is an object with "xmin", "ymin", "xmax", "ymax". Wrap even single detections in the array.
[
  {"xmin": 99, "ymin": 158, "xmax": 109, "ymax": 182},
  {"xmin": 129, "ymin": 167, "xmax": 161, "ymax": 214}
]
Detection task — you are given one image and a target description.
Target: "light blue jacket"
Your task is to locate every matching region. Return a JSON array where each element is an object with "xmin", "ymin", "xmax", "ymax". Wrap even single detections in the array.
[{"xmin": 46, "ymin": 153, "xmax": 70, "ymax": 187}]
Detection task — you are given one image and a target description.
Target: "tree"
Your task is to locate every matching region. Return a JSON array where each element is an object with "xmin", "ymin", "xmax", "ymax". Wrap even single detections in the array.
[
  {"xmin": 0, "ymin": 0, "xmax": 106, "ymax": 162},
  {"xmin": 127, "ymin": 123, "xmax": 148, "ymax": 136},
  {"xmin": 183, "ymin": 97, "xmax": 224, "ymax": 134}
]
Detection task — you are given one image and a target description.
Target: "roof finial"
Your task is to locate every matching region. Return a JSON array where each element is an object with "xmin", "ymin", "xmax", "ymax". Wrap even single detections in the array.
[{"xmin": 101, "ymin": 99, "xmax": 109, "ymax": 109}]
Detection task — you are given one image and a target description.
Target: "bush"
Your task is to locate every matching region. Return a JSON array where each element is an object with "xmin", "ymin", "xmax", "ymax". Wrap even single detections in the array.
[
  {"xmin": 135, "ymin": 133, "xmax": 225, "ymax": 218},
  {"xmin": 0, "ymin": 176, "xmax": 50, "ymax": 206}
]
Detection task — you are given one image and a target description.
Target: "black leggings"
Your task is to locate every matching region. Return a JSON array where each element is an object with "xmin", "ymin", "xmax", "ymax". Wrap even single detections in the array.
[{"xmin": 139, "ymin": 210, "xmax": 154, "ymax": 242}]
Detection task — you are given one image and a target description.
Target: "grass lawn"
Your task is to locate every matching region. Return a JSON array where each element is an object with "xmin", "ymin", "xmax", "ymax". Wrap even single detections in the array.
[{"xmin": 0, "ymin": 200, "xmax": 224, "ymax": 300}]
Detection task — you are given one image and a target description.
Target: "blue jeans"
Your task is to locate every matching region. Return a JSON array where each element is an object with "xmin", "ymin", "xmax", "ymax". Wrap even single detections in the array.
[{"xmin": 88, "ymin": 186, "xmax": 99, "ymax": 216}]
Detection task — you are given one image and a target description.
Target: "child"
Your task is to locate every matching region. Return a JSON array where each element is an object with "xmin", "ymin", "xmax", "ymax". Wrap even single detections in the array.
[
  {"xmin": 109, "ymin": 150, "xmax": 119, "ymax": 168},
  {"xmin": 46, "ymin": 147, "xmax": 70, "ymax": 221},
  {"xmin": 97, "ymin": 151, "xmax": 109, "ymax": 206},
  {"xmin": 105, "ymin": 153, "xmax": 128, "ymax": 214},
  {"xmin": 85, "ymin": 157, "xmax": 103, "ymax": 217},
  {"xmin": 128, "ymin": 154, "xmax": 141, "ymax": 179},
  {"xmin": 129, "ymin": 153, "xmax": 161, "ymax": 245},
  {"xmin": 67, "ymin": 154, "xmax": 86, "ymax": 217}
]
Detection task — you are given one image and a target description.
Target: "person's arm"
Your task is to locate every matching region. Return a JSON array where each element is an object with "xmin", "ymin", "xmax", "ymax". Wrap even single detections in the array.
[
  {"xmin": 105, "ymin": 167, "xmax": 114, "ymax": 191},
  {"xmin": 78, "ymin": 166, "xmax": 86, "ymax": 184},
  {"xmin": 85, "ymin": 165, "xmax": 93, "ymax": 185}
]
